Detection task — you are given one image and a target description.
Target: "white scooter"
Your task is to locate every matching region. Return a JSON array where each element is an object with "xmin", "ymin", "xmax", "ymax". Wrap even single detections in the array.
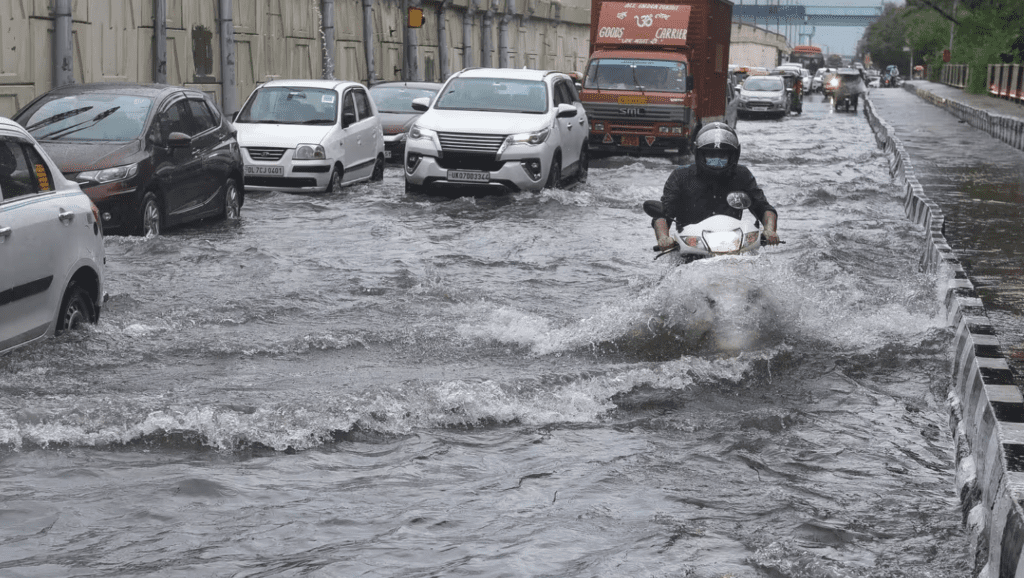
[{"xmin": 645, "ymin": 192, "xmax": 767, "ymax": 263}]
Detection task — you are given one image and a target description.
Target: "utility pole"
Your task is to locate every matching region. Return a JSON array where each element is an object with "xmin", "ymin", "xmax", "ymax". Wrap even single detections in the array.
[{"xmin": 949, "ymin": 0, "xmax": 958, "ymax": 52}]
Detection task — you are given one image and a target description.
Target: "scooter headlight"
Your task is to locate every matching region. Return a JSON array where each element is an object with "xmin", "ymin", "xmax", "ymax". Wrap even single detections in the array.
[{"xmin": 680, "ymin": 236, "xmax": 704, "ymax": 249}]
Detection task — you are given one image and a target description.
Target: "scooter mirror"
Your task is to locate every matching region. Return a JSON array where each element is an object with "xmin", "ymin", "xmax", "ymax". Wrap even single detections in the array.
[{"xmin": 726, "ymin": 192, "xmax": 751, "ymax": 210}]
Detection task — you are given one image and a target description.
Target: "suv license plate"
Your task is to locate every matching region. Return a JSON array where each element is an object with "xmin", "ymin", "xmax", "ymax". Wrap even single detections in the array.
[
  {"xmin": 245, "ymin": 165, "xmax": 284, "ymax": 176},
  {"xmin": 447, "ymin": 170, "xmax": 489, "ymax": 183},
  {"xmin": 621, "ymin": 135, "xmax": 640, "ymax": 147}
]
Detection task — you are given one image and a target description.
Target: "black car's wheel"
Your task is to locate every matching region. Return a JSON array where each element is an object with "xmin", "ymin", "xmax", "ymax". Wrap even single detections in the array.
[
  {"xmin": 370, "ymin": 155, "xmax": 385, "ymax": 182},
  {"xmin": 140, "ymin": 191, "xmax": 162, "ymax": 237},
  {"xmin": 545, "ymin": 152, "xmax": 562, "ymax": 189},
  {"xmin": 220, "ymin": 178, "xmax": 242, "ymax": 221},
  {"xmin": 56, "ymin": 281, "xmax": 95, "ymax": 335},
  {"xmin": 327, "ymin": 167, "xmax": 344, "ymax": 193},
  {"xmin": 576, "ymin": 144, "xmax": 589, "ymax": 184}
]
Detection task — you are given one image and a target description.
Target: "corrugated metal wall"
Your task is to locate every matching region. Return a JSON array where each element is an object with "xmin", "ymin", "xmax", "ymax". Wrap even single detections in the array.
[{"xmin": 0, "ymin": 0, "xmax": 590, "ymax": 119}]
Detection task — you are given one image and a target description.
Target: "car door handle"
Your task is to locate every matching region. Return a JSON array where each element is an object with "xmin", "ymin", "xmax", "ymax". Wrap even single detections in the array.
[
  {"xmin": 566, "ymin": 122, "xmax": 573, "ymax": 130},
  {"xmin": 578, "ymin": 118, "xmax": 585, "ymax": 125},
  {"xmin": 0, "ymin": 226, "xmax": 11, "ymax": 239},
  {"xmin": 58, "ymin": 209, "xmax": 75, "ymax": 224}
]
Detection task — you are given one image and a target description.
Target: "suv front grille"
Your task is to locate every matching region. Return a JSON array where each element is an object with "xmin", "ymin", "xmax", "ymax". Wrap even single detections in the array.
[
  {"xmin": 438, "ymin": 132, "xmax": 507, "ymax": 154},
  {"xmin": 435, "ymin": 152, "xmax": 506, "ymax": 172},
  {"xmin": 247, "ymin": 147, "xmax": 286, "ymax": 161}
]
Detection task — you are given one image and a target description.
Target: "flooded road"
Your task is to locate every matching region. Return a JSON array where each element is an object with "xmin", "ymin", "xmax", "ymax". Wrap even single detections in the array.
[{"xmin": 0, "ymin": 96, "xmax": 970, "ymax": 576}]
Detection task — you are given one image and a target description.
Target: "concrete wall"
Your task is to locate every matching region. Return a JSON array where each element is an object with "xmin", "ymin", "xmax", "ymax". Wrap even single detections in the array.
[
  {"xmin": 864, "ymin": 93, "xmax": 1024, "ymax": 578},
  {"xmin": 728, "ymin": 21, "xmax": 788, "ymax": 70},
  {"xmin": 0, "ymin": 0, "xmax": 590, "ymax": 119}
]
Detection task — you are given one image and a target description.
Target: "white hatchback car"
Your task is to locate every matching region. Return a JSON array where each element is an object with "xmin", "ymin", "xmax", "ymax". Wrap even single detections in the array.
[
  {"xmin": 0, "ymin": 117, "xmax": 105, "ymax": 355},
  {"xmin": 233, "ymin": 80, "xmax": 385, "ymax": 193},
  {"xmin": 404, "ymin": 68, "xmax": 589, "ymax": 194}
]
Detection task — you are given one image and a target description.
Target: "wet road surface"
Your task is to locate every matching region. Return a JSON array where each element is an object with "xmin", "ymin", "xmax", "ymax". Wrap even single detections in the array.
[{"xmin": 0, "ymin": 95, "xmax": 971, "ymax": 577}]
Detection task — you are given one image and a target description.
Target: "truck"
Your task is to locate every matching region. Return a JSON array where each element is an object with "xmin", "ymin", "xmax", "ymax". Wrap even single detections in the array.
[{"xmin": 581, "ymin": 0, "xmax": 734, "ymax": 156}]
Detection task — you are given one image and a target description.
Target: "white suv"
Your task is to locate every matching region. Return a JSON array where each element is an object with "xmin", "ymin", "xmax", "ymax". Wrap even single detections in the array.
[
  {"xmin": 0, "ymin": 117, "xmax": 105, "ymax": 355},
  {"xmin": 404, "ymin": 68, "xmax": 589, "ymax": 194}
]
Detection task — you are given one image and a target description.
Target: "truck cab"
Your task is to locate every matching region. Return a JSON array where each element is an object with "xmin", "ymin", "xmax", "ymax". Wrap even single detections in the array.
[{"xmin": 580, "ymin": 0, "xmax": 733, "ymax": 157}]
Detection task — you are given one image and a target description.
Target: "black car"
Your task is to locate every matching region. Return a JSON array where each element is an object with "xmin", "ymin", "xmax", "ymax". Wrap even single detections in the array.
[
  {"xmin": 368, "ymin": 81, "xmax": 442, "ymax": 163},
  {"xmin": 13, "ymin": 83, "xmax": 244, "ymax": 236}
]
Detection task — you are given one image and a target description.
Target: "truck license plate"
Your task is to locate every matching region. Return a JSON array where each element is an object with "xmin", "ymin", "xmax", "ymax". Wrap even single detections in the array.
[
  {"xmin": 244, "ymin": 165, "xmax": 283, "ymax": 176},
  {"xmin": 621, "ymin": 135, "xmax": 640, "ymax": 147},
  {"xmin": 447, "ymin": 170, "xmax": 489, "ymax": 183}
]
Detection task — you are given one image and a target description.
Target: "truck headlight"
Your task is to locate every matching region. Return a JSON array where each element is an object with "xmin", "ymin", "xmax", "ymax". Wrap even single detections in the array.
[{"xmin": 294, "ymin": 144, "xmax": 326, "ymax": 160}]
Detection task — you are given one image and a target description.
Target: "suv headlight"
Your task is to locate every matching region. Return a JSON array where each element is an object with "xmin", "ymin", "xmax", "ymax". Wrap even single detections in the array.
[
  {"xmin": 294, "ymin": 144, "xmax": 326, "ymax": 160},
  {"xmin": 497, "ymin": 127, "xmax": 550, "ymax": 155},
  {"xmin": 409, "ymin": 125, "xmax": 439, "ymax": 148},
  {"xmin": 78, "ymin": 163, "xmax": 139, "ymax": 184}
]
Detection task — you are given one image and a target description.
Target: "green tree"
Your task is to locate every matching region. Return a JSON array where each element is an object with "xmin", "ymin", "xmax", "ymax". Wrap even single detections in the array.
[
  {"xmin": 860, "ymin": 3, "xmax": 910, "ymax": 72},
  {"xmin": 901, "ymin": 0, "xmax": 1023, "ymax": 93}
]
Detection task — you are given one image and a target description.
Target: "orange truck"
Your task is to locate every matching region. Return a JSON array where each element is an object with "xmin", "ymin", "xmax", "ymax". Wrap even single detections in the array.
[{"xmin": 581, "ymin": 0, "xmax": 733, "ymax": 156}]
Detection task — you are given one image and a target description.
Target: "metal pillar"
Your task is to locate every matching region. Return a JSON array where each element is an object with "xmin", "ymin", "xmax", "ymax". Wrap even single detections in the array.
[
  {"xmin": 438, "ymin": 0, "xmax": 451, "ymax": 79},
  {"xmin": 481, "ymin": 1, "xmax": 495, "ymax": 69},
  {"xmin": 53, "ymin": 0, "xmax": 74, "ymax": 87},
  {"xmin": 153, "ymin": 0, "xmax": 167, "ymax": 83},
  {"xmin": 464, "ymin": 1, "xmax": 476, "ymax": 69},
  {"xmin": 322, "ymin": 0, "xmax": 336, "ymax": 80},
  {"xmin": 363, "ymin": 0, "xmax": 376, "ymax": 84},
  {"xmin": 218, "ymin": 0, "xmax": 237, "ymax": 115}
]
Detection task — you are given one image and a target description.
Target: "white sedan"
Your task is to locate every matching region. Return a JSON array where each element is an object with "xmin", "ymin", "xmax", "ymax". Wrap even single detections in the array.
[
  {"xmin": 0, "ymin": 117, "xmax": 105, "ymax": 355},
  {"xmin": 233, "ymin": 79, "xmax": 385, "ymax": 193}
]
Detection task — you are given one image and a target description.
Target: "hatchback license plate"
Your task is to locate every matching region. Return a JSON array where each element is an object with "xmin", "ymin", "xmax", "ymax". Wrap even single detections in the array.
[
  {"xmin": 385, "ymin": 150, "xmax": 392, "ymax": 159},
  {"xmin": 447, "ymin": 170, "xmax": 489, "ymax": 183},
  {"xmin": 245, "ymin": 165, "xmax": 283, "ymax": 176}
]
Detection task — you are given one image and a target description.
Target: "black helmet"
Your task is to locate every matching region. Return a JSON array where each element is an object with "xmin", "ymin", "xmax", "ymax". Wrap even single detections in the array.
[{"xmin": 694, "ymin": 123, "xmax": 740, "ymax": 175}]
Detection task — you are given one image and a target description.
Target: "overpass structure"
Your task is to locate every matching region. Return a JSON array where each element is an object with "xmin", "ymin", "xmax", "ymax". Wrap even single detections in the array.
[{"xmin": 732, "ymin": 4, "xmax": 882, "ymax": 27}]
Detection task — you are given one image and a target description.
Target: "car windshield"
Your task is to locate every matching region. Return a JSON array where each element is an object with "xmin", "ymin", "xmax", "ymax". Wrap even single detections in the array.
[
  {"xmin": 434, "ymin": 78, "xmax": 547, "ymax": 113},
  {"xmin": 235, "ymin": 86, "xmax": 338, "ymax": 124},
  {"xmin": 743, "ymin": 77, "xmax": 784, "ymax": 91},
  {"xmin": 583, "ymin": 58, "xmax": 688, "ymax": 92},
  {"xmin": 369, "ymin": 86, "xmax": 438, "ymax": 113},
  {"xmin": 22, "ymin": 94, "xmax": 153, "ymax": 141}
]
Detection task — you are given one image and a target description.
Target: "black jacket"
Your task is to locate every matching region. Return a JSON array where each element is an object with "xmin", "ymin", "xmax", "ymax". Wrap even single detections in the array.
[{"xmin": 658, "ymin": 163, "xmax": 776, "ymax": 230}]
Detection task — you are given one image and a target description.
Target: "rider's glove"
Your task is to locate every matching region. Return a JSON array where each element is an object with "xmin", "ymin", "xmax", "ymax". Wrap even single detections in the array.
[{"xmin": 658, "ymin": 235, "xmax": 678, "ymax": 250}]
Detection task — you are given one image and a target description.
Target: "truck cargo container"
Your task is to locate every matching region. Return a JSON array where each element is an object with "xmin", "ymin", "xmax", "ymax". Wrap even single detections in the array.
[{"xmin": 581, "ymin": 0, "xmax": 734, "ymax": 156}]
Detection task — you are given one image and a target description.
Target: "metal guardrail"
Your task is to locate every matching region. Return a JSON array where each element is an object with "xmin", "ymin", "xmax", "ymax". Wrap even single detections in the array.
[
  {"xmin": 987, "ymin": 64, "xmax": 1023, "ymax": 106},
  {"xmin": 941, "ymin": 63, "xmax": 969, "ymax": 88}
]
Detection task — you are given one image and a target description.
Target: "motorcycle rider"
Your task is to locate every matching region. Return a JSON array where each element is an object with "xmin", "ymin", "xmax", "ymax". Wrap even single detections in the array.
[{"xmin": 646, "ymin": 122, "xmax": 781, "ymax": 250}]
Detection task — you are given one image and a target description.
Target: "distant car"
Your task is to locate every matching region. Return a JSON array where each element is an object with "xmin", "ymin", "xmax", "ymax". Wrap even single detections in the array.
[
  {"xmin": 234, "ymin": 79, "xmax": 385, "ymax": 193},
  {"xmin": 404, "ymin": 68, "xmax": 589, "ymax": 194},
  {"xmin": 0, "ymin": 117, "xmax": 104, "ymax": 355},
  {"xmin": 14, "ymin": 83, "xmax": 244, "ymax": 236},
  {"xmin": 735, "ymin": 75, "xmax": 789, "ymax": 119},
  {"xmin": 368, "ymin": 81, "xmax": 442, "ymax": 164},
  {"xmin": 811, "ymin": 69, "xmax": 826, "ymax": 93}
]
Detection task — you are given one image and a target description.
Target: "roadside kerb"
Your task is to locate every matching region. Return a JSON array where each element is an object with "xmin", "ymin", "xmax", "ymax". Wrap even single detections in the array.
[{"xmin": 864, "ymin": 95, "xmax": 1024, "ymax": 578}]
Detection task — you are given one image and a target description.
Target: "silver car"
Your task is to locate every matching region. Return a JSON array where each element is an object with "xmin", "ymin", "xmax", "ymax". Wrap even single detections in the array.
[
  {"xmin": 735, "ymin": 75, "xmax": 789, "ymax": 119},
  {"xmin": 0, "ymin": 117, "xmax": 105, "ymax": 355},
  {"xmin": 403, "ymin": 68, "xmax": 589, "ymax": 194}
]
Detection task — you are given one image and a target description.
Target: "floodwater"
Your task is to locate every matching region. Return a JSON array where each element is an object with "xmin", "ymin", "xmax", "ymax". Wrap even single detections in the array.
[{"xmin": 1, "ymin": 96, "xmax": 970, "ymax": 577}]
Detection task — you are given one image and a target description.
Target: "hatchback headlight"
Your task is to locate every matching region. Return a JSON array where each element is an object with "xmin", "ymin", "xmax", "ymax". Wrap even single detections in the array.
[
  {"xmin": 294, "ymin": 144, "xmax": 326, "ymax": 160},
  {"xmin": 78, "ymin": 163, "xmax": 139, "ymax": 184}
]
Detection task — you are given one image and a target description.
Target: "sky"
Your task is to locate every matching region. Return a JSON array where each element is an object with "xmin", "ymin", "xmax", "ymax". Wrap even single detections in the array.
[{"xmin": 732, "ymin": 0, "xmax": 897, "ymax": 57}]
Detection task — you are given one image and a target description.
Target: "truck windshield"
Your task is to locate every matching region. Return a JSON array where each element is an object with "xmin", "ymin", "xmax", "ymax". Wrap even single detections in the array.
[
  {"xmin": 434, "ymin": 78, "xmax": 548, "ymax": 114},
  {"xmin": 583, "ymin": 59, "xmax": 688, "ymax": 92}
]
